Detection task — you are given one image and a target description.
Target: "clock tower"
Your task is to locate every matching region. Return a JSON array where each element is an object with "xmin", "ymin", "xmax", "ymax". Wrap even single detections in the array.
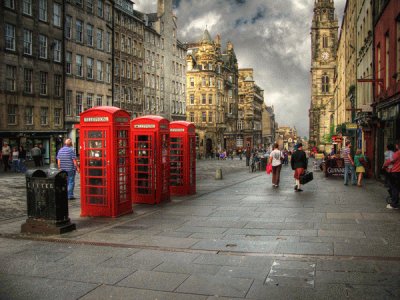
[{"xmin": 309, "ymin": 0, "xmax": 338, "ymax": 146}]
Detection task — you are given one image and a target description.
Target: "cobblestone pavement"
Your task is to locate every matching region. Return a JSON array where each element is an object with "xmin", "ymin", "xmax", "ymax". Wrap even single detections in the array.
[{"xmin": 1, "ymin": 159, "xmax": 400, "ymax": 299}]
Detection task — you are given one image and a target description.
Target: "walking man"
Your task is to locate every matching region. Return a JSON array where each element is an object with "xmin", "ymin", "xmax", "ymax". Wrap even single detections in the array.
[
  {"xmin": 291, "ymin": 143, "xmax": 308, "ymax": 192},
  {"xmin": 384, "ymin": 140, "xmax": 400, "ymax": 209},
  {"xmin": 31, "ymin": 144, "xmax": 42, "ymax": 167},
  {"xmin": 342, "ymin": 140, "xmax": 357, "ymax": 185},
  {"xmin": 1, "ymin": 142, "xmax": 11, "ymax": 172},
  {"xmin": 57, "ymin": 138, "xmax": 79, "ymax": 200}
]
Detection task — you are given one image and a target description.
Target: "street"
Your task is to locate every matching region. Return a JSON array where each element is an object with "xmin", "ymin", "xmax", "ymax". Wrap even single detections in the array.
[{"xmin": 0, "ymin": 159, "xmax": 400, "ymax": 299}]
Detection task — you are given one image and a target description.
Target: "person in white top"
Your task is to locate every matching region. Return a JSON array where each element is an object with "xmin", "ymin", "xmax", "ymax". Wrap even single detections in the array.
[{"xmin": 268, "ymin": 143, "xmax": 284, "ymax": 187}]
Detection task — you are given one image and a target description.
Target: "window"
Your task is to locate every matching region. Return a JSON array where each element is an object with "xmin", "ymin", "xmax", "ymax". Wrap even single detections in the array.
[
  {"xmin": 377, "ymin": 44, "xmax": 382, "ymax": 94},
  {"xmin": 8, "ymin": 105, "xmax": 17, "ymax": 125},
  {"xmin": 106, "ymin": 63, "xmax": 111, "ymax": 83},
  {"xmin": 40, "ymin": 107, "xmax": 48, "ymax": 125},
  {"xmin": 54, "ymin": 108, "xmax": 62, "ymax": 126},
  {"xmin": 54, "ymin": 75, "xmax": 62, "ymax": 97},
  {"xmin": 96, "ymin": 95, "xmax": 103, "ymax": 106},
  {"xmin": 23, "ymin": 29, "xmax": 32, "ymax": 55},
  {"xmin": 66, "ymin": 51, "xmax": 72, "ymax": 74},
  {"xmin": 65, "ymin": 15, "xmax": 72, "ymax": 39},
  {"xmin": 190, "ymin": 77, "xmax": 194, "ymax": 87},
  {"xmin": 76, "ymin": 20, "xmax": 83, "ymax": 43},
  {"xmin": 121, "ymin": 35, "xmax": 125, "ymax": 52},
  {"xmin": 202, "ymin": 94, "xmax": 206, "ymax": 104},
  {"xmin": 385, "ymin": 31, "xmax": 390, "ymax": 89},
  {"xmin": 208, "ymin": 112, "xmax": 213, "ymax": 123},
  {"xmin": 24, "ymin": 69, "xmax": 33, "ymax": 93},
  {"xmin": 97, "ymin": 29, "xmax": 103, "ymax": 49},
  {"xmin": 87, "ymin": 24, "xmax": 93, "ymax": 46},
  {"xmin": 127, "ymin": 62, "xmax": 131, "ymax": 78},
  {"xmin": 321, "ymin": 75, "xmax": 329, "ymax": 93},
  {"xmin": 6, "ymin": 65, "xmax": 16, "ymax": 91},
  {"xmin": 208, "ymin": 94, "xmax": 213, "ymax": 104},
  {"xmin": 4, "ymin": 0, "xmax": 15, "ymax": 9},
  {"xmin": 76, "ymin": 54, "xmax": 83, "ymax": 77},
  {"xmin": 97, "ymin": 60, "xmax": 103, "ymax": 81},
  {"xmin": 115, "ymin": 61, "xmax": 119, "ymax": 76},
  {"xmin": 23, "ymin": 0, "xmax": 32, "ymax": 15},
  {"xmin": 39, "ymin": 34, "xmax": 48, "ymax": 59},
  {"xmin": 5, "ymin": 23, "xmax": 15, "ymax": 51},
  {"xmin": 202, "ymin": 112, "xmax": 206, "ymax": 122},
  {"xmin": 76, "ymin": 92, "xmax": 83, "ymax": 115},
  {"xmin": 106, "ymin": 31, "xmax": 111, "ymax": 52},
  {"xmin": 66, "ymin": 90, "xmax": 72, "ymax": 116},
  {"xmin": 25, "ymin": 106, "xmax": 33, "ymax": 125},
  {"xmin": 190, "ymin": 94, "xmax": 194, "ymax": 104},
  {"xmin": 53, "ymin": 3, "xmax": 61, "ymax": 27},
  {"xmin": 98, "ymin": 0, "xmax": 104, "ymax": 17},
  {"xmin": 323, "ymin": 34, "xmax": 328, "ymax": 48},
  {"xmin": 121, "ymin": 60, "xmax": 126, "ymax": 77},
  {"xmin": 86, "ymin": 0, "xmax": 94, "ymax": 13},
  {"xmin": 202, "ymin": 77, "xmax": 206, "ymax": 87},
  {"xmin": 87, "ymin": 93, "xmax": 93, "ymax": 108},
  {"xmin": 87, "ymin": 57, "xmax": 94, "ymax": 79},
  {"xmin": 190, "ymin": 112, "xmax": 194, "ymax": 122},
  {"xmin": 39, "ymin": 0, "xmax": 47, "ymax": 22},
  {"xmin": 53, "ymin": 39, "xmax": 61, "ymax": 62},
  {"xmin": 40, "ymin": 72, "xmax": 48, "ymax": 95}
]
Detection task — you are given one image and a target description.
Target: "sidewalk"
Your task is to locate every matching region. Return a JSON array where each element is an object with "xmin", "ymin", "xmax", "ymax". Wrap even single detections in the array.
[{"xmin": 1, "ymin": 160, "xmax": 400, "ymax": 299}]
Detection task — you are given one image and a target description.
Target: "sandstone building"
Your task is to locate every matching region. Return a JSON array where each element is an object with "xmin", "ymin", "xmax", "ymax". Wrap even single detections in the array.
[{"xmin": 0, "ymin": 0, "xmax": 65, "ymax": 164}]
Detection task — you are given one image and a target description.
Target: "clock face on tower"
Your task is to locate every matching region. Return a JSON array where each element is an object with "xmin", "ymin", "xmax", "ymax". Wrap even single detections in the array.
[{"xmin": 321, "ymin": 51, "xmax": 330, "ymax": 61}]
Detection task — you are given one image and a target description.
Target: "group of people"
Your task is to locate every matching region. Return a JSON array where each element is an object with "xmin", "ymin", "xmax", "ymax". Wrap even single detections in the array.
[
  {"xmin": 268, "ymin": 142, "xmax": 308, "ymax": 192},
  {"xmin": 341, "ymin": 140, "xmax": 368, "ymax": 187},
  {"xmin": 1, "ymin": 142, "xmax": 27, "ymax": 173}
]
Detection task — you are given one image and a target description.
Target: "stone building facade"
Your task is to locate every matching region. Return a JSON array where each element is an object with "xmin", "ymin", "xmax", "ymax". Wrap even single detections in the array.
[
  {"xmin": 309, "ymin": 0, "xmax": 338, "ymax": 146},
  {"xmin": 262, "ymin": 104, "xmax": 276, "ymax": 148},
  {"xmin": 186, "ymin": 30, "xmax": 239, "ymax": 158},
  {"xmin": 0, "ymin": 0, "xmax": 65, "ymax": 165},
  {"xmin": 113, "ymin": 0, "xmax": 144, "ymax": 118},
  {"xmin": 238, "ymin": 69, "xmax": 264, "ymax": 149},
  {"xmin": 143, "ymin": 0, "xmax": 186, "ymax": 121},
  {"xmin": 64, "ymin": 0, "xmax": 113, "ymax": 151}
]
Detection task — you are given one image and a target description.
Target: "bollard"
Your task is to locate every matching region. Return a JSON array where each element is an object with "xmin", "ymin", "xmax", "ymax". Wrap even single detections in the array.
[{"xmin": 215, "ymin": 168, "xmax": 223, "ymax": 180}]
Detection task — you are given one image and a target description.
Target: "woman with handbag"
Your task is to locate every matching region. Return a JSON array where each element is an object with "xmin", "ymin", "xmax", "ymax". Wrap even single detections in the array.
[
  {"xmin": 291, "ymin": 143, "xmax": 308, "ymax": 192},
  {"xmin": 354, "ymin": 149, "xmax": 367, "ymax": 187},
  {"xmin": 268, "ymin": 143, "xmax": 284, "ymax": 187}
]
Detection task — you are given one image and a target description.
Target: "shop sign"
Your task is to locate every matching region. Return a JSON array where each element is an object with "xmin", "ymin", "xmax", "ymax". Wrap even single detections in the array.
[
  {"xmin": 346, "ymin": 123, "xmax": 357, "ymax": 130},
  {"xmin": 170, "ymin": 128, "xmax": 185, "ymax": 132},
  {"xmin": 379, "ymin": 104, "xmax": 399, "ymax": 121},
  {"xmin": 84, "ymin": 117, "xmax": 109, "ymax": 122},
  {"xmin": 134, "ymin": 124, "xmax": 156, "ymax": 129}
]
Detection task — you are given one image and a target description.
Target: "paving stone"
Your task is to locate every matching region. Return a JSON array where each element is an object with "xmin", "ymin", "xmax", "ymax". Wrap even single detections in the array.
[
  {"xmin": 276, "ymin": 241, "xmax": 333, "ymax": 255},
  {"xmin": 316, "ymin": 270, "xmax": 400, "ymax": 286},
  {"xmin": 334, "ymin": 242, "xmax": 400, "ymax": 258},
  {"xmin": 116, "ymin": 270, "xmax": 189, "ymax": 292},
  {"xmin": 80, "ymin": 285, "xmax": 207, "ymax": 300},
  {"xmin": 191, "ymin": 239, "xmax": 279, "ymax": 253},
  {"xmin": 265, "ymin": 275, "xmax": 315, "ymax": 288},
  {"xmin": 271, "ymin": 260, "xmax": 316, "ymax": 270},
  {"xmin": 326, "ymin": 212, "xmax": 363, "ymax": 219},
  {"xmin": 176, "ymin": 274, "xmax": 253, "ymax": 298},
  {"xmin": 176, "ymin": 225, "xmax": 229, "ymax": 234},
  {"xmin": 193, "ymin": 254, "xmax": 273, "ymax": 268},
  {"xmin": 224, "ymin": 228, "xmax": 282, "ymax": 236},
  {"xmin": 279, "ymin": 229, "xmax": 318, "ymax": 237},
  {"xmin": 316, "ymin": 259, "xmax": 378, "ymax": 273},
  {"xmin": 216, "ymin": 265, "xmax": 269, "ymax": 280},
  {"xmin": 318, "ymin": 229, "xmax": 366, "ymax": 238},
  {"xmin": 154, "ymin": 261, "xmax": 221, "ymax": 275}
]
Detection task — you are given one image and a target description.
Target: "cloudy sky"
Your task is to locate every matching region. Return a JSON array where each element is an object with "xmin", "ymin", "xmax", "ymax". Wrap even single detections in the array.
[{"xmin": 134, "ymin": 0, "xmax": 346, "ymax": 137}]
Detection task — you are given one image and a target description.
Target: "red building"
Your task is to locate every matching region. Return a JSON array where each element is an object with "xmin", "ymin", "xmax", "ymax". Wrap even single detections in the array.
[{"xmin": 373, "ymin": 0, "xmax": 400, "ymax": 174}]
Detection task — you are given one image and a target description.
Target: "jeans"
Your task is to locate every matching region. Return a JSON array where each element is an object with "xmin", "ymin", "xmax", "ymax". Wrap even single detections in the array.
[
  {"xmin": 18, "ymin": 159, "xmax": 26, "ymax": 173},
  {"xmin": 66, "ymin": 170, "xmax": 76, "ymax": 199},
  {"xmin": 11, "ymin": 160, "xmax": 19, "ymax": 172},
  {"xmin": 389, "ymin": 172, "xmax": 400, "ymax": 207},
  {"xmin": 272, "ymin": 164, "xmax": 282, "ymax": 185},
  {"xmin": 344, "ymin": 163, "xmax": 356, "ymax": 185}
]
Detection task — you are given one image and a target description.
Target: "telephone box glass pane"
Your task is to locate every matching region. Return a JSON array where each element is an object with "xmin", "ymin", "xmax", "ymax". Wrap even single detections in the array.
[
  {"xmin": 134, "ymin": 135, "xmax": 152, "ymax": 194},
  {"xmin": 190, "ymin": 136, "xmax": 196, "ymax": 186},
  {"xmin": 170, "ymin": 137, "xmax": 183, "ymax": 186},
  {"xmin": 117, "ymin": 129, "xmax": 129, "ymax": 203},
  {"xmin": 84, "ymin": 130, "xmax": 107, "ymax": 205},
  {"xmin": 161, "ymin": 134, "xmax": 169, "ymax": 193}
]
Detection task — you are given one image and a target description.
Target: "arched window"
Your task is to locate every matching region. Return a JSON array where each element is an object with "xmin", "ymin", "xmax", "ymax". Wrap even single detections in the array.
[
  {"xmin": 323, "ymin": 35, "xmax": 328, "ymax": 48},
  {"xmin": 322, "ymin": 75, "xmax": 329, "ymax": 93}
]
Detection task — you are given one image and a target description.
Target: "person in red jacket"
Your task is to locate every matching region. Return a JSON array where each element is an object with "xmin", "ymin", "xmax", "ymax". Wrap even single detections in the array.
[{"xmin": 384, "ymin": 140, "xmax": 400, "ymax": 209}]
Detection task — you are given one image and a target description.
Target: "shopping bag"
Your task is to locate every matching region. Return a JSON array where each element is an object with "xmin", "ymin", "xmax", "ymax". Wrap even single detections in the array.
[
  {"xmin": 300, "ymin": 171, "xmax": 313, "ymax": 184},
  {"xmin": 266, "ymin": 164, "xmax": 272, "ymax": 175}
]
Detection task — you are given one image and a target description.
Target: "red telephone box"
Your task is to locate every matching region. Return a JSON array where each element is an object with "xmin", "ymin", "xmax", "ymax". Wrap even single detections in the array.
[
  {"xmin": 130, "ymin": 116, "xmax": 170, "ymax": 204},
  {"xmin": 79, "ymin": 106, "xmax": 132, "ymax": 217},
  {"xmin": 170, "ymin": 121, "xmax": 196, "ymax": 196}
]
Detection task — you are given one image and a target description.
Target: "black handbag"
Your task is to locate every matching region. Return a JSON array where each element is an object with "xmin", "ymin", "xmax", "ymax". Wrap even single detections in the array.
[{"xmin": 300, "ymin": 171, "xmax": 314, "ymax": 184}]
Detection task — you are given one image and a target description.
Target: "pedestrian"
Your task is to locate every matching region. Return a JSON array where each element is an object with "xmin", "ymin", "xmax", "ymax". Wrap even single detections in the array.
[
  {"xmin": 342, "ymin": 140, "xmax": 357, "ymax": 186},
  {"xmin": 383, "ymin": 140, "xmax": 400, "ymax": 209},
  {"xmin": 291, "ymin": 143, "xmax": 308, "ymax": 192},
  {"xmin": 269, "ymin": 143, "xmax": 283, "ymax": 187},
  {"xmin": 18, "ymin": 145, "xmax": 27, "ymax": 173},
  {"xmin": 57, "ymin": 138, "xmax": 80, "ymax": 200},
  {"xmin": 11, "ymin": 146, "xmax": 19, "ymax": 173},
  {"xmin": 245, "ymin": 147, "xmax": 251, "ymax": 166},
  {"xmin": 31, "ymin": 144, "xmax": 42, "ymax": 167},
  {"xmin": 2, "ymin": 142, "xmax": 11, "ymax": 172},
  {"xmin": 354, "ymin": 149, "xmax": 366, "ymax": 187},
  {"xmin": 39, "ymin": 143, "xmax": 45, "ymax": 166}
]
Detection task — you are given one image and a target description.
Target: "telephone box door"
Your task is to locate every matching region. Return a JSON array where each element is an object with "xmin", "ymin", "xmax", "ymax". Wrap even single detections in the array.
[
  {"xmin": 170, "ymin": 136, "xmax": 184, "ymax": 195},
  {"xmin": 132, "ymin": 133, "xmax": 156, "ymax": 204},
  {"xmin": 81, "ymin": 128, "xmax": 110, "ymax": 216}
]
